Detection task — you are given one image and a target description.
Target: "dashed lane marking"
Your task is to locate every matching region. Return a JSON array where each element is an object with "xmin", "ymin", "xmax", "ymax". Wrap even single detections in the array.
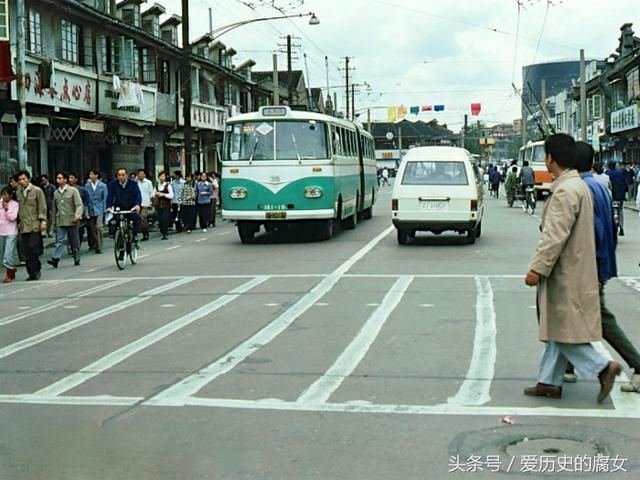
[
  {"xmin": 0, "ymin": 279, "xmax": 130, "ymax": 327},
  {"xmin": 0, "ymin": 278, "xmax": 195, "ymax": 361},
  {"xmin": 33, "ymin": 277, "xmax": 269, "ymax": 398},
  {"xmin": 166, "ymin": 245, "xmax": 181, "ymax": 251}
]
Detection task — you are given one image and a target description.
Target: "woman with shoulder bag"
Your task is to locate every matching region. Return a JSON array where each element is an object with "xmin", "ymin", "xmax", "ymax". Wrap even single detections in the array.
[
  {"xmin": 154, "ymin": 171, "xmax": 174, "ymax": 240},
  {"xmin": 179, "ymin": 173, "xmax": 197, "ymax": 233}
]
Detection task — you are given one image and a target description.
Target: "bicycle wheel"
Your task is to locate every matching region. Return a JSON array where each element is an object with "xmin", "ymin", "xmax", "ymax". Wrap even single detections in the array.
[
  {"xmin": 129, "ymin": 232, "xmax": 139, "ymax": 265},
  {"xmin": 114, "ymin": 229, "xmax": 127, "ymax": 270}
]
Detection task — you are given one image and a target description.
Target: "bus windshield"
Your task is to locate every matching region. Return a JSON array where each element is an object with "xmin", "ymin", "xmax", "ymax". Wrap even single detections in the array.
[
  {"xmin": 531, "ymin": 144, "xmax": 545, "ymax": 164},
  {"xmin": 224, "ymin": 120, "xmax": 329, "ymax": 161}
]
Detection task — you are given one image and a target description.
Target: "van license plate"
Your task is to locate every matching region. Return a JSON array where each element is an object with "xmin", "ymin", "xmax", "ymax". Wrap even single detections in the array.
[
  {"xmin": 420, "ymin": 201, "xmax": 446, "ymax": 210},
  {"xmin": 266, "ymin": 211, "xmax": 287, "ymax": 219}
]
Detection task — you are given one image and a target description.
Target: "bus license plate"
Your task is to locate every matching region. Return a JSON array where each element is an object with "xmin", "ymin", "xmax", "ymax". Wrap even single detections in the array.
[
  {"xmin": 420, "ymin": 201, "xmax": 446, "ymax": 210},
  {"xmin": 266, "ymin": 211, "xmax": 287, "ymax": 219}
]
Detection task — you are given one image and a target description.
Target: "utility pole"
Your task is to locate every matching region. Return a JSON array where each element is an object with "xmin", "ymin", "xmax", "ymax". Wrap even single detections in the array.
[
  {"xmin": 16, "ymin": 0, "xmax": 27, "ymax": 170},
  {"xmin": 286, "ymin": 35, "xmax": 293, "ymax": 105},
  {"xmin": 367, "ymin": 108, "xmax": 371, "ymax": 133},
  {"xmin": 181, "ymin": 0, "xmax": 193, "ymax": 173},
  {"xmin": 580, "ymin": 48, "xmax": 587, "ymax": 142},
  {"xmin": 208, "ymin": 8, "xmax": 212, "ymax": 33},
  {"xmin": 541, "ymin": 78, "xmax": 547, "ymax": 136},
  {"xmin": 324, "ymin": 56, "xmax": 331, "ymax": 115},
  {"xmin": 521, "ymin": 87, "xmax": 527, "ymax": 146},
  {"xmin": 303, "ymin": 53, "xmax": 313, "ymax": 110},
  {"xmin": 339, "ymin": 57, "xmax": 355, "ymax": 119},
  {"xmin": 272, "ymin": 53, "xmax": 279, "ymax": 106},
  {"xmin": 351, "ymin": 84, "xmax": 355, "ymax": 120},
  {"xmin": 462, "ymin": 114, "xmax": 468, "ymax": 149}
]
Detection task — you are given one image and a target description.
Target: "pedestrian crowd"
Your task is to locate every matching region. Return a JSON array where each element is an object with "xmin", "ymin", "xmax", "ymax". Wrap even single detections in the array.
[
  {"xmin": 0, "ymin": 168, "xmax": 219, "ymax": 283},
  {"xmin": 524, "ymin": 133, "xmax": 640, "ymax": 402}
]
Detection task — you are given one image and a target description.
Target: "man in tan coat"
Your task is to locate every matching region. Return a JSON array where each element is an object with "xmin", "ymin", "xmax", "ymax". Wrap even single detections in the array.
[
  {"xmin": 47, "ymin": 172, "xmax": 83, "ymax": 268},
  {"xmin": 16, "ymin": 170, "xmax": 47, "ymax": 281},
  {"xmin": 524, "ymin": 134, "xmax": 620, "ymax": 403}
]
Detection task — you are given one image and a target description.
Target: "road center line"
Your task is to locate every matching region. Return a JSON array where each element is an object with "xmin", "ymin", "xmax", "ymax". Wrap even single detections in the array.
[
  {"xmin": 0, "ymin": 279, "xmax": 130, "ymax": 327},
  {"xmin": 0, "ymin": 277, "xmax": 195, "ymax": 361},
  {"xmin": 447, "ymin": 276, "xmax": 497, "ymax": 406},
  {"xmin": 166, "ymin": 245, "xmax": 181, "ymax": 251},
  {"xmin": 297, "ymin": 276, "xmax": 413, "ymax": 404},
  {"xmin": 146, "ymin": 225, "xmax": 395, "ymax": 406},
  {"xmin": 34, "ymin": 276, "xmax": 269, "ymax": 398}
]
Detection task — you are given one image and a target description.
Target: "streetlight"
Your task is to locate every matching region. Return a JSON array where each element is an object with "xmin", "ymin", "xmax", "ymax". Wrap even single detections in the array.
[{"xmin": 210, "ymin": 12, "xmax": 320, "ymax": 39}]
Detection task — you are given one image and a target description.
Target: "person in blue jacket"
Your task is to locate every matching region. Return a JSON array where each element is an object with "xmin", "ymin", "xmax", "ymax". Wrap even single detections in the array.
[
  {"xmin": 106, "ymin": 168, "xmax": 142, "ymax": 238},
  {"xmin": 606, "ymin": 161, "xmax": 627, "ymax": 236},
  {"xmin": 85, "ymin": 169, "xmax": 108, "ymax": 253}
]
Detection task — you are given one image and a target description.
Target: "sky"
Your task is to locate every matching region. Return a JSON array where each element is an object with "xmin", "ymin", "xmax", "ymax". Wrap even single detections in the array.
[{"xmin": 160, "ymin": 0, "xmax": 639, "ymax": 132}]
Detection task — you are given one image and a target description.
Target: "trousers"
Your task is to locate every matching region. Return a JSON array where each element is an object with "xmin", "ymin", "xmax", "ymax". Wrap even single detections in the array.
[
  {"xmin": 53, "ymin": 225, "xmax": 80, "ymax": 262},
  {"xmin": 538, "ymin": 341, "xmax": 608, "ymax": 387}
]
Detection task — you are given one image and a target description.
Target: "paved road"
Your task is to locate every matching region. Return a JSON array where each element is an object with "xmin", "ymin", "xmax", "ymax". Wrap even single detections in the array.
[{"xmin": 1, "ymin": 186, "xmax": 640, "ymax": 479}]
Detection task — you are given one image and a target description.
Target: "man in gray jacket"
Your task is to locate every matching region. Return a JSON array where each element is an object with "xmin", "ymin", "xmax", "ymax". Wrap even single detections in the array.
[{"xmin": 48, "ymin": 172, "xmax": 83, "ymax": 267}]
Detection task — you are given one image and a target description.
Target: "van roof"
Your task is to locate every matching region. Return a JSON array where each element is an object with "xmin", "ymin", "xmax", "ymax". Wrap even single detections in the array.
[{"xmin": 402, "ymin": 146, "xmax": 470, "ymax": 162}]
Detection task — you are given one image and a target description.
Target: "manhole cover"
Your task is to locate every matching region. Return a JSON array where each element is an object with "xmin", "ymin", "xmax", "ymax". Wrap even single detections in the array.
[{"xmin": 506, "ymin": 438, "xmax": 601, "ymax": 458}]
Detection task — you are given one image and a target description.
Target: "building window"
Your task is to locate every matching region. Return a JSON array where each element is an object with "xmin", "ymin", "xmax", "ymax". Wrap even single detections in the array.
[
  {"xmin": 142, "ymin": 16, "xmax": 159, "ymax": 36},
  {"xmin": 161, "ymin": 27, "xmax": 176, "ymax": 45},
  {"xmin": 122, "ymin": 5, "xmax": 140, "ymax": 27},
  {"xmin": 96, "ymin": 0, "xmax": 115, "ymax": 15},
  {"xmin": 0, "ymin": 0, "xmax": 9, "ymax": 40},
  {"xmin": 627, "ymin": 67, "xmax": 640, "ymax": 102},
  {"xmin": 27, "ymin": 9, "xmax": 42, "ymax": 53},
  {"xmin": 61, "ymin": 19, "xmax": 80, "ymax": 64},
  {"xmin": 158, "ymin": 60, "xmax": 170, "ymax": 93},
  {"xmin": 141, "ymin": 48, "xmax": 156, "ymax": 83}
]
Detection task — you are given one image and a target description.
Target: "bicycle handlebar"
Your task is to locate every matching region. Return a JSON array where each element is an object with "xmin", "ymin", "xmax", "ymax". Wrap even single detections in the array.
[{"xmin": 111, "ymin": 209, "xmax": 136, "ymax": 215}]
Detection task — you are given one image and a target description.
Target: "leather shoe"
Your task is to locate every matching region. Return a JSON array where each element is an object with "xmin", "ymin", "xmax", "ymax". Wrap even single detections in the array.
[
  {"xmin": 26, "ymin": 271, "xmax": 41, "ymax": 281},
  {"xmin": 597, "ymin": 361, "xmax": 621, "ymax": 403},
  {"xmin": 47, "ymin": 258, "xmax": 59, "ymax": 268},
  {"xmin": 524, "ymin": 382, "xmax": 562, "ymax": 399}
]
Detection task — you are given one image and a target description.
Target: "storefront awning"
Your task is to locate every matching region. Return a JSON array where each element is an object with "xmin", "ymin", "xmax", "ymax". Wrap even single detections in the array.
[
  {"xmin": 79, "ymin": 118, "xmax": 105, "ymax": 133},
  {"xmin": 1, "ymin": 113, "xmax": 50, "ymax": 126},
  {"xmin": 118, "ymin": 123, "xmax": 147, "ymax": 138}
]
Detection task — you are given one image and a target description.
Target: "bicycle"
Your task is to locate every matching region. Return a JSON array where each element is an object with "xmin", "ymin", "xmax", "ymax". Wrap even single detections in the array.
[
  {"xmin": 111, "ymin": 209, "xmax": 139, "ymax": 270},
  {"xmin": 522, "ymin": 185, "xmax": 537, "ymax": 214}
]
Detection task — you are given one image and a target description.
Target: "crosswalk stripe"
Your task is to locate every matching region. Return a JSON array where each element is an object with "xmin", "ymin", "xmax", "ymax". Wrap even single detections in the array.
[{"xmin": 33, "ymin": 276, "xmax": 269, "ymax": 398}]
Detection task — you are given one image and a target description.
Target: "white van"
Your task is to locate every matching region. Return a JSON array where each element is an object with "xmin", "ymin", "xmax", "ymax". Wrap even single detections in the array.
[{"xmin": 391, "ymin": 146, "xmax": 485, "ymax": 244}]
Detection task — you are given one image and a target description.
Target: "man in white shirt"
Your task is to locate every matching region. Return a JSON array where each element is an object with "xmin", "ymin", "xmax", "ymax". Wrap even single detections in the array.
[{"xmin": 137, "ymin": 169, "xmax": 155, "ymax": 241}]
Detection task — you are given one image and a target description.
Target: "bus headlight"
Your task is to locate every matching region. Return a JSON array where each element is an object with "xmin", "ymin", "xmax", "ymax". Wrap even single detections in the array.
[
  {"xmin": 229, "ymin": 187, "xmax": 248, "ymax": 199},
  {"xmin": 304, "ymin": 187, "xmax": 323, "ymax": 198}
]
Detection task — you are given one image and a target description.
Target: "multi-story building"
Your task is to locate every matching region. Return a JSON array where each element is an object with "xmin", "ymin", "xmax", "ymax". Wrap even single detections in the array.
[{"xmin": 0, "ymin": 0, "xmax": 270, "ymax": 185}]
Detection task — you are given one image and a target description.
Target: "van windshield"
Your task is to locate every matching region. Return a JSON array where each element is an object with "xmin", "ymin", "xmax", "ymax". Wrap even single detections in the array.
[{"xmin": 401, "ymin": 161, "xmax": 469, "ymax": 186}]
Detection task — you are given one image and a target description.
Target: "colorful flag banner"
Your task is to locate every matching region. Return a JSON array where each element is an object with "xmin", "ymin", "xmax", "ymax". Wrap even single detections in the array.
[
  {"xmin": 470, "ymin": 102, "xmax": 482, "ymax": 116},
  {"xmin": 422, "ymin": 105, "xmax": 432, "ymax": 111},
  {"xmin": 434, "ymin": 105, "xmax": 445, "ymax": 111},
  {"xmin": 409, "ymin": 106, "xmax": 420, "ymax": 115},
  {"xmin": 387, "ymin": 107, "xmax": 397, "ymax": 122},
  {"xmin": 397, "ymin": 105, "xmax": 408, "ymax": 120}
]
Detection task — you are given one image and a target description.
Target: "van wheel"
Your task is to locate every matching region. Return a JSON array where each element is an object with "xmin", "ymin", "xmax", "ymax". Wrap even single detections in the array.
[
  {"xmin": 475, "ymin": 221, "xmax": 482, "ymax": 238},
  {"xmin": 466, "ymin": 227, "xmax": 477, "ymax": 244},
  {"xmin": 397, "ymin": 228, "xmax": 410, "ymax": 245}
]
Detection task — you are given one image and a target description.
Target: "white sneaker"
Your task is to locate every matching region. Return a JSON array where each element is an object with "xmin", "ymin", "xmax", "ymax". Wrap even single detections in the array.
[
  {"xmin": 203, "ymin": 228, "xmax": 207, "ymax": 233},
  {"xmin": 563, "ymin": 373, "xmax": 577, "ymax": 383},
  {"xmin": 620, "ymin": 373, "xmax": 640, "ymax": 392}
]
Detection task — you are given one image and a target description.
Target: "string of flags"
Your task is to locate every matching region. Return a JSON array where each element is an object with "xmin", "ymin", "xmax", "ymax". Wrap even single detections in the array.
[{"xmin": 387, "ymin": 102, "xmax": 481, "ymax": 122}]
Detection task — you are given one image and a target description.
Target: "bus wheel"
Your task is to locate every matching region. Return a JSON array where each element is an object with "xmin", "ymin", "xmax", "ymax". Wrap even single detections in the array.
[
  {"xmin": 343, "ymin": 205, "xmax": 358, "ymax": 230},
  {"xmin": 238, "ymin": 222, "xmax": 257, "ymax": 244},
  {"xmin": 317, "ymin": 219, "xmax": 334, "ymax": 240}
]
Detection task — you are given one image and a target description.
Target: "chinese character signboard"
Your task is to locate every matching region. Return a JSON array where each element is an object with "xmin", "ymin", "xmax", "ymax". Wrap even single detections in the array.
[
  {"xmin": 610, "ymin": 104, "xmax": 639, "ymax": 133},
  {"xmin": 12, "ymin": 56, "xmax": 95, "ymax": 112},
  {"xmin": 99, "ymin": 81, "xmax": 157, "ymax": 123},
  {"xmin": 178, "ymin": 100, "xmax": 226, "ymax": 131}
]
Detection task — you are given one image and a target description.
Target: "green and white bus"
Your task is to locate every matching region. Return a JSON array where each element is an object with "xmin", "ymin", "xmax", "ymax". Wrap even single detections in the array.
[{"xmin": 221, "ymin": 106, "xmax": 378, "ymax": 243}]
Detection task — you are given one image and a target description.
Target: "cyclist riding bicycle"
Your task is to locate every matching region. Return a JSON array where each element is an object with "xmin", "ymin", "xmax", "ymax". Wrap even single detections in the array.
[
  {"xmin": 106, "ymin": 167, "xmax": 142, "ymax": 241},
  {"xmin": 519, "ymin": 160, "xmax": 535, "ymax": 189}
]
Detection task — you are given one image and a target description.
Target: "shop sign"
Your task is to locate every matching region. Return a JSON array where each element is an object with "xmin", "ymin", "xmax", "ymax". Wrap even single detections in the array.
[
  {"xmin": 611, "ymin": 104, "xmax": 639, "ymax": 133},
  {"xmin": 12, "ymin": 56, "xmax": 95, "ymax": 112},
  {"xmin": 99, "ymin": 80, "xmax": 157, "ymax": 123},
  {"xmin": 178, "ymin": 100, "xmax": 226, "ymax": 130}
]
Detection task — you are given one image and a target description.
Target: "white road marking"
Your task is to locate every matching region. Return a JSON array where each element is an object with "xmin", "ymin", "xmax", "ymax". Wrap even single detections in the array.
[
  {"xmin": 0, "ymin": 280, "xmax": 62, "ymax": 299},
  {"xmin": 1, "ymin": 394, "xmax": 638, "ymax": 420},
  {"xmin": 0, "ymin": 278, "xmax": 194, "ymax": 361},
  {"xmin": 314, "ymin": 303, "xmax": 329, "ymax": 307},
  {"xmin": 139, "ymin": 254, "xmax": 150, "ymax": 259},
  {"xmin": 528, "ymin": 305, "xmax": 537, "ymax": 309},
  {"xmin": 195, "ymin": 238, "xmax": 208, "ymax": 243},
  {"xmin": 160, "ymin": 304, "xmax": 176, "ymax": 308},
  {"xmin": 34, "ymin": 277, "xmax": 268, "ymax": 398},
  {"xmin": 166, "ymin": 245, "xmax": 181, "ymax": 251},
  {"xmin": 84, "ymin": 268, "xmax": 98, "ymax": 273},
  {"xmin": 420, "ymin": 304, "xmax": 435, "ymax": 308},
  {"xmin": 264, "ymin": 303, "xmax": 280, "ymax": 307},
  {"xmin": 17, "ymin": 306, "xmax": 30, "ymax": 310},
  {"xmin": 219, "ymin": 231, "xmax": 231, "ymax": 236},
  {"xmin": 298, "ymin": 276, "xmax": 413, "ymax": 404},
  {"xmin": 366, "ymin": 303, "xmax": 380, "ymax": 307},
  {"xmin": 447, "ymin": 276, "xmax": 497, "ymax": 406},
  {"xmin": 0, "ymin": 279, "xmax": 130, "ymax": 327},
  {"xmin": 619, "ymin": 277, "xmax": 640, "ymax": 292},
  {"xmin": 146, "ymin": 225, "xmax": 395, "ymax": 406},
  {"xmin": 52, "ymin": 274, "xmax": 326, "ymax": 282},
  {"xmin": 63, "ymin": 305, "xmax": 78, "ymax": 309}
]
